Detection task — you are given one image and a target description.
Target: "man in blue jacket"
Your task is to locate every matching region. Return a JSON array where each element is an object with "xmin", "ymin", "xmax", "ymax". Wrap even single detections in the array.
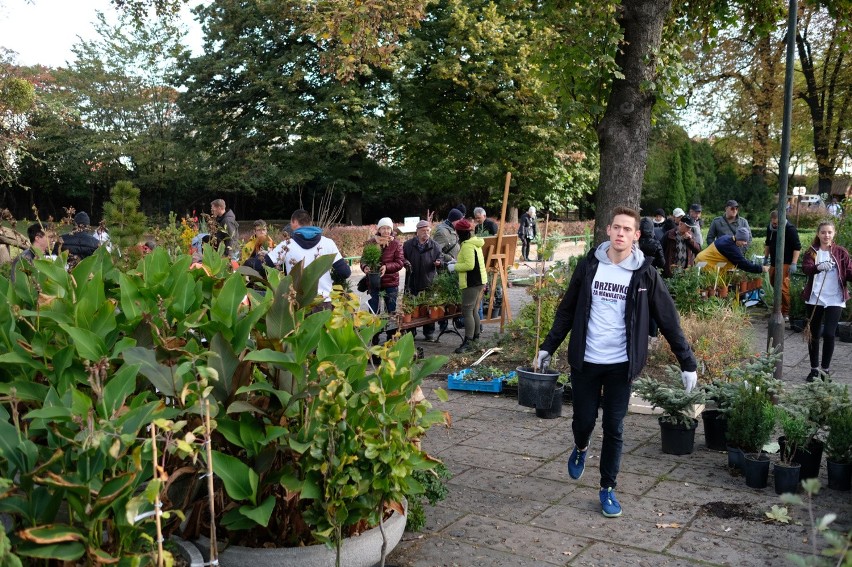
[{"xmin": 536, "ymin": 206, "xmax": 697, "ymax": 518}]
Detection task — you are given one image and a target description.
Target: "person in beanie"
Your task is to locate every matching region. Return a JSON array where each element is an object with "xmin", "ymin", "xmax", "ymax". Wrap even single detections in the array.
[
  {"xmin": 763, "ymin": 210, "xmax": 801, "ymax": 320},
  {"xmin": 449, "ymin": 218, "xmax": 486, "ymax": 353},
  {"xmin": 518, "ymin": 206, "xmax": 537, "ymax": 261},
  {"xmin": 360, "ymin": 217, "xmax": 405, "ymax": 322},
  {"xmin": 403, "ymin": 220, "xmax": 443, "ymax": 341},
  {"xmin": 706, "ymin": 199, "xmax": 750, "ymax": 246},
  {"xmin": 59, "ymin": 211, "xmax": 99, "ymax": 260},
  {"xmin": 535, "ymin": 206, "xmax": 697, "ymax": 518},
  {"xmin": 638, "ymin": 218, "xmax": 665, "ymax": 270},
  {"xmin": 433, "ymin": 208, "xmax": 463, "ymax": 262},
  {"xmin": 695, "ymin": 226, "xmax": 763, "ymax": 274}
]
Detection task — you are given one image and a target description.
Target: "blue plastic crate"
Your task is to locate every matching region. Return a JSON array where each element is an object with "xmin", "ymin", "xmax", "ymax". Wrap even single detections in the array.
[{"xmin": 447, "ymin": 368, "xmax": 515, "ymax": 393}]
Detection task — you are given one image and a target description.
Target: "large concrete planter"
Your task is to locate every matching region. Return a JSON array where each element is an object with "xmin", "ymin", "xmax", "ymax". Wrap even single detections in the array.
[{"xmin": 192, "ymin": 499, "xmax": 407, "ymax": 567}]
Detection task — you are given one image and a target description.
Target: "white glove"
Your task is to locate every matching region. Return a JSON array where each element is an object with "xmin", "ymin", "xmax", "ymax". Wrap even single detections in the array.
[
  {"xmin": 536, "ymin": 350, "xmax": 551, "ymax": 371},
  {"xmin": 447, "ymin": 262, "xmax": 456, "ymax": 273},
  {"xmin": 817, "ymin": 261, "xmax": 833, "ymax": 272},
  {"xmin": 681, "ymin": 371, "xmax": 698, "ymax": 393}
]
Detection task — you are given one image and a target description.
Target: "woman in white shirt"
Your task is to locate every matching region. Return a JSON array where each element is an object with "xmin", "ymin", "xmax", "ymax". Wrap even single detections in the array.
[{"xmin": 800, "ymin": 220, "xmax": 852, "ymax": 381}]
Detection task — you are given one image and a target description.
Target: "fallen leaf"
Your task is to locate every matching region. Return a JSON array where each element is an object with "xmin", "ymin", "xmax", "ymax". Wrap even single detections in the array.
[{"xmin": 656, "ymin": 523, "xmax": 682, "ymax": 529}]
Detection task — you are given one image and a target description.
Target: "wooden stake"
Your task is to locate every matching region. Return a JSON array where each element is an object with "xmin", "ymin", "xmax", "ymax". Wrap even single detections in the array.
[
  {"xmin": 204, "ymin": 399, "xmax": 218, "ymax": 565},
  {"xmin": 151, "ymin": 424, "xmax": 164, "ymax": 567},
  {"xmin": 532, "ymin": 213, "xmax": 550, "ymax": 370}
]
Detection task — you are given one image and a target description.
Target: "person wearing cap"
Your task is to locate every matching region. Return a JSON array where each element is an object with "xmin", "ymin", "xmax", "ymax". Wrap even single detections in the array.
[
  {"xmin": 764, "ymin": 210, "xmax": 801, "ymax": 321},
  {"xmin": 688, "ymin": 204, "xmax": 704, "ymax": 247},
  {"xmin": 210, "ymin": 199, "xmax": 239, "ymax": 260},
  {"xmin": 662, "ymin": 215, "xmax": 701, "ymax": 278},
  {"xmin": 518, "ymin": 206, "xmax": 538, "ymax": 261},
  {"xmin": 432, "ymin": 208, "xmax": 462, "ymax": 262},
  {"xmin": 59, "ymin": 211, "xmax": 99, "ymax": 261},
  {"xmin": 695, "ymin": 226, "xmax": 763, "ymax": 274},
  {"xmin": 403, "ymin": 220, "xmax": 443, "ymax": 341},
  {"xmin": 266, "ymin": 209, "xmax": 351, "ymax": 303},
  {"xmin": 473, "ymin": 207, "xmax": 498, "ymax": 236},
  {"xmin": 451, "ymin": 218, "xmax": 487, "ymax": 353},
  {"xmin": 706, "ymin": 199, "xmax": 750, "ymax": 246},
  {"xmin": 240, "ymin": 219, "xmax": 275, "ymax": 271}
]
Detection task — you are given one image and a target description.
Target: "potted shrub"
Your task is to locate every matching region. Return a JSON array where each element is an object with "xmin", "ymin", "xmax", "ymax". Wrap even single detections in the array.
[
  {"xmin": 825, "ymin": 406, "xmax": 852, "ymax": 491},
  {"xmin": 633, "ymin": 367, "xmax": 706, "ymax": 455},
  {"xmin": 779, "ymin": 378, "xmax": 850, "ymax": 479},
  {"xmin": 775, "ymin": 407, "xmax": 808, "ymax": 494},
  {"xmin": 361, "ymin": 242, "xmax": 383, "ymax": 291},
  {"xmin": 725, "ymin": 381, "xmax": 776, "ymax": 488}
]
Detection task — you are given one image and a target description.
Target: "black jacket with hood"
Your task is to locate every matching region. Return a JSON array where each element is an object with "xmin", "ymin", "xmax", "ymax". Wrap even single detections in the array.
[
  {"xmin": 638, "ymin": 218, "xmax": 665, "ymax": 270},
  {"xmin": 540, "ymin": 243, "xmax": 696, "ymax": 382}
]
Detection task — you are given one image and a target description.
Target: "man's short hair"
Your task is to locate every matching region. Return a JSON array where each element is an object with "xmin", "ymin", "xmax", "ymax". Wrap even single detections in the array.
[
  {"xmin": 610, "ymin": 206, "xmax": 641, "ymax": 229},
  {"xmin": 27, "ymin": 223, "xmax": 44, "ymax": 244},
  {"xmin": 211, "ymin": 199, "xmax": 226, "ymax": 209},
  {"xmin": 291, "ymin": 209, "xmax": 312, "ymax": 226},
  {"xmin": 473, "ymin": 207, "xmax": 486, "ymax": 217},
  {"xmin": 253, "ymin": 219, "xmax": 267, "ymax": 229},
  {"xmin": 770, "ymin": 210, "xmax": 779, "ymax": 219}
]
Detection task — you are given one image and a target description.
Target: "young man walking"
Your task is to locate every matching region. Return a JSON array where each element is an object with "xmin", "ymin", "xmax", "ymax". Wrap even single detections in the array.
[{"xmin": 536, "ymin": 206, "xmax": 697, "ymax": 518}]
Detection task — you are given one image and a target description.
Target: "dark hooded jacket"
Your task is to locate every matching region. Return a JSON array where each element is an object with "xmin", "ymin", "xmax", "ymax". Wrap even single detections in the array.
[
  {"xmin": 403, "ymin": 236, "xmax": 442, "ymax": 293},
  {"xmin": 59, "ymin": 230, "xmax": 99, "ymax": 259},
  {"xmin": 214, "ymin": 209, "xmax": 239, "ymax": 257},
  {"xmin": 638, "ymin": 218, "xmax": 665, "ymax": 270},
  {"xmin": 540, "ymin": 244, "xmax": 696, "ymax": 382}
]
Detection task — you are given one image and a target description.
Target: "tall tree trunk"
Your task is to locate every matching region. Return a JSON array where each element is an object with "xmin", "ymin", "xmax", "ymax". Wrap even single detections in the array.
[
  {"xmin": 594, "ymin": 0, "xmax": 672, "ymax": 244},
  {"xmin": 751, "ymin": 34, "xmax": 780, "ymax": 182},
  {"xmin": 345, "ymin": 191, "xmax": 363, "ymax": 225}
]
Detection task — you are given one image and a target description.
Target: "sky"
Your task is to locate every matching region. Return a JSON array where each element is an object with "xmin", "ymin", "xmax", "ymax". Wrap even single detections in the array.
[{"xmin": 0, "ymin": 0, "xmax": 204, "ymax": 68}]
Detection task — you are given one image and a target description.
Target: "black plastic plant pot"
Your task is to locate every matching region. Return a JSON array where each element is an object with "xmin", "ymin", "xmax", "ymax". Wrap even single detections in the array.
[
  {"xmin": 535, "ymin": 385, "xmax": 564, "ymax": 419},
  {"xmin": 659, "ymin": 418, "xmax": 698, "ymax": 456},
  {"xmin": 727, "ymin": 446, "xmax": 745, "ymax": 471},
  {"xmin": 743, "ymin": 453, "xmax": 770, "ymax": 489},
  {"xmin": 793, "ymin": 439, "xmax": 824, "ymax": 480},
  {"xmin": 827, "ymin": 460, "xmax": 852, "ymax": 491},
  {"xmin": 368, "ymin": 272, "xmax": 382, "ymax": 292},
  {"xmin": 701, "ymin": 409, "xmax": 727, "ymax": 451},
  {"xmin": 517, "ymin": 366, "xmax": 560, "ymax": 409},
  {"xmin": 773, "ymin": 462, "xmax": 801, "ymax": 495}
]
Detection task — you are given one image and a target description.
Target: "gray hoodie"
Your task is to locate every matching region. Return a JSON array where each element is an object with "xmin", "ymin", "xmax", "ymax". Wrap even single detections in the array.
[{"xmin": 594, "ymin": 241, "xmax": 646, "ymax": 270}]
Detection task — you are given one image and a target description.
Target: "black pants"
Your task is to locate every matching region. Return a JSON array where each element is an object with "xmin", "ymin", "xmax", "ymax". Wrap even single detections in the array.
[
  {"xmin": 807, "ymin": 304, "xmax": 842, "ymax": 369},
  {"xmin": 570, "ymin": 361, "xmax": 631, "ymax": 489},
  {"xmin": 521, "ymin": 236, "xmax": 532, "ymax": 261}
]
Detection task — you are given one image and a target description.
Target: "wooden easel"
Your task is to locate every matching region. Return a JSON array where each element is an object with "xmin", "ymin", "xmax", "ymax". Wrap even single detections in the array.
[{"xmin": 481, "ymin": 172, "xmax": 515, "ymax": 331}]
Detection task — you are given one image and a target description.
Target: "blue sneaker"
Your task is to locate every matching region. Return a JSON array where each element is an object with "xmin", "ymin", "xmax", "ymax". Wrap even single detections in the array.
[
  {"xmin": 567, "ymin": 446, "xmax": 587, "ymax": 480},
  {"xmin": 599, "ymin": 487, "xmax": 622, "ymax": 518}
]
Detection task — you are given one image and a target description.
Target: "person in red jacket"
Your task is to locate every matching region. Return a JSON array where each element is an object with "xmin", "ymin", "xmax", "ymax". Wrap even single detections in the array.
[
  {"xmin": 800, "ymin": 219, "xmax": 852, "ymax": 381},
  {"xmin": 361, "ymin": 217, "xmax": 405, "ymax": 323}
]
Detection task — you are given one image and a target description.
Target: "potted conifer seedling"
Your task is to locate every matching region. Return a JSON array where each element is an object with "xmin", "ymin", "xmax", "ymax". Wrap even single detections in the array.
[
  {"xmin": 826, "ymin": 406, "xmax": 852, "ymax": 491},
  {"xmin": 633, "ymin": 367, "xmax": 706, "ymax": 455}
]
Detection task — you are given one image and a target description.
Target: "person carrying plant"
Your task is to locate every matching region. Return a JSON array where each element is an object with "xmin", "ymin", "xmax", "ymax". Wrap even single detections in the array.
[
  {"xmin": 361, "ymin": 217, "xmax": 405, "ymax": 324},
  {"xmin": 210, "ymin": 199, "xmax": 239, "ymax": 260},
  {"xmin": 403, "ymin": 220, "xmax": 443, "ymax": 341},
  {"xmin": 800, "ymin": 219, "xmax": 852, "ymax": 382},
  {"xmin": 518, "ymin": 206, "xmax": 537, "ymax": 261},
  {"xmin": 449, "ymin": 219, "xmax": 486, "ymax": 354},
  {"xmin": 240, "ymin": 219, "xmax": 276, "ymax": 271},
  {"xmin": 694, "ymin": 227, "xmax": 763, "ymax": 274},
  {"xmin": 433, "ymin": 208, "xmax": 463, "ymax": 333},
  {"xmin": 763, "ymin": 210, "xmax": 801, "ymax": 322},
  {"xmin": 265, "ymin": 209, "xmax": 351, "ymax": 304},
  {"xmin": 535, "ymin": 206, "xmax": 697, "ymax": 518}
]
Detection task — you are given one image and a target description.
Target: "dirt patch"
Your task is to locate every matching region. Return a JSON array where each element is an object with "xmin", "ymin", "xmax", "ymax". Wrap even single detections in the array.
[{"xmin": 698, "ymin": 501, "xmax": 762, "ymax": 522}]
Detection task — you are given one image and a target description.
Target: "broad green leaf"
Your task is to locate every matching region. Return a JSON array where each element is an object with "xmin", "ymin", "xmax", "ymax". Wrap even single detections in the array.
[
  {"xmin": 123, "ymin": 347, "xmax": 178, "ymax": 397},
  {"xmin": 101, "ymin": 363, "xmax": 141, "ymax": 418},
  {"xmin": 211, "ymin": 450, "xmax": 258, "ymax": 504},
  {"xmin": 238, "ymin": 495, "xmax": 276, "ymax": 527},
  {"xmin": 15, "ymin": 541, "xmax": 85, "ymax": 561},
  {"xmin": 210, "ymin": 273, "xmax": 247, "ymax": 330},
  {"xmin": 118, "ymin": 273, "xmax": 143, "ymax": 323},
  {"xmin": 58, "ymin": 324, "xmax": 107, "ymax": 361}
]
